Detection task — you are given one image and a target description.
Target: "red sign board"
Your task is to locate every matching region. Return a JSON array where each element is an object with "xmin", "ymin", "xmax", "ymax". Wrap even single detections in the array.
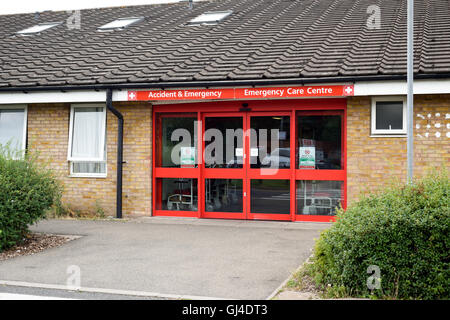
[{"xmin": 127, "ymin": 85, "xmax": 354, "ymax": 101}]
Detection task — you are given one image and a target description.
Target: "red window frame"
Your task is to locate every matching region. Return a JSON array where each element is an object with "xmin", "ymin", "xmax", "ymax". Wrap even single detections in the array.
[
  {"xmin": 152, "ymin": 99, "xmax": 347, "ymax": 222},
  {"xmin": 295, "ymin": 110, "xmax": 346, "ymax": 222}
]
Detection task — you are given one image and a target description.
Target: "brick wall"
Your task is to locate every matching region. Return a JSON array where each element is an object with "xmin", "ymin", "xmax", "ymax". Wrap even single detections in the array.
[
  {"xmin": 27, "ymin": 102, "xmax": 152, "ymax": 217},
  {"xmin": 23, "ymin": 94, "xmax": 449, "ymax": 216},
  {"xmin": 347, "ymin": 94, "xmax": 450, "ymax": 204}
]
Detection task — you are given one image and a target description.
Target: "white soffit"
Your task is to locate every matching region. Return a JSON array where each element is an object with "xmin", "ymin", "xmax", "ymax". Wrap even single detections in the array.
[
  {"xmin": 354, "ymin": 79, "xmax": 450, "ymax": 96},
  {"xmin": 0, "ymin": 91, "xmax": 107, "ymax": 104},
  {"xmin": 0, "ymin": 79, "xmax": 449, "ymax": 104}
]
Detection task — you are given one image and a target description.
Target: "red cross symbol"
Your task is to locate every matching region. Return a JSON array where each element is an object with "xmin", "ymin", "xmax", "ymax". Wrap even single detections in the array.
[
  {"xmin": 343, "ymin": 86, "xmax": 354, "ymax": 96},
  {"xmin": 128, "ymin": 91, "xmax": 137, "ymax": 101}
]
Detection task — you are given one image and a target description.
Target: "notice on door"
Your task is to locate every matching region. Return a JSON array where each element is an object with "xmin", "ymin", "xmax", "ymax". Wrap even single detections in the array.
[
  {"xmin": 299, "ymin": 147, "xmax": 315, "ymax": 169},
  {"xmin": 180, "ymin": 147, "xmax": 196, "ymax": 167}
]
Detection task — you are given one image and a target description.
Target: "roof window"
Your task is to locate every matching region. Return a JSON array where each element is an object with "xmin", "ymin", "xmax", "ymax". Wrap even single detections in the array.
[
  {"xmin": 17, "ymin": 22, "xmax": 61, "ymax": 35},
  {"xmin": 188, "ymin": 10, "xmax": 233, "ymax": 25},
  {"xmin": 98, "ymin": 17, "xmax": 144, "ymax": 31}
]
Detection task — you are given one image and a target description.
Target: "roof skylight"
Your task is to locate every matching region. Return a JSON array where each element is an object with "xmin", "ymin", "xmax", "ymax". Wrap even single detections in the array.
[
  {"xmin": 17, "ymin": 22, "xmax": 61, "ymax": 35},
  {"xmin": 189, "ymin": 10, "xmax": 233, "ymax": 25},
  {"xmin": 98, "ymin": 17, "xmax": 144, "ymax": 31}
]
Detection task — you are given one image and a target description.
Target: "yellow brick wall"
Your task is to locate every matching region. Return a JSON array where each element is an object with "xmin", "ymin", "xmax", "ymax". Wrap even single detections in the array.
[
  {"xmin": 27, "ymin": 102, "xmax": 152, "ymax": 217},
  {"xmin": 23, "ymin": 95, "xmax": 449, "ymax": 216},
  {"xmin": 347, "ymin": 94, "xmax": 450, "ymax": 204}
]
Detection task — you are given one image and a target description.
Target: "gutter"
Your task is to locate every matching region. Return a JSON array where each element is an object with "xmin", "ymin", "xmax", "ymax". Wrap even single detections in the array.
[
  {"xmin": 1, "ymin": 73, "xmax": 450, "ymax": 93},
  {"xmin": 106, "ymin": 89, "xmax": 123, "ymax": 219}
]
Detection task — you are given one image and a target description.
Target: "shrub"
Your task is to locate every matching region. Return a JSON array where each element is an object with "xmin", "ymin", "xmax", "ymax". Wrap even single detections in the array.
[
  {"xmin": 0, "ymin": 147, "xmax": 62, "ymax": 252},
  {"xmin": 308, "ymin": 170, "xmax": 449, "ymax": 299}
]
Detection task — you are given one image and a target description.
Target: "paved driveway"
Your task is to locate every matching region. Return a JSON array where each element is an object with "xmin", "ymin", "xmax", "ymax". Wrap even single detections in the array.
[{"xmin": 0, "ymin": 218, "xmax": 329, "ymax": 299}]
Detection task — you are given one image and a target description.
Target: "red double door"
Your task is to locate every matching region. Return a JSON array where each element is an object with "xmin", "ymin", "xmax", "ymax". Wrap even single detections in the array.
[
  {"xmin": 154, "ymin": 106, "xmax": 346, "ymax": 222},
  {"xmin": 201, "ymin": 111, "xmax": 293, "ymax": 220}
]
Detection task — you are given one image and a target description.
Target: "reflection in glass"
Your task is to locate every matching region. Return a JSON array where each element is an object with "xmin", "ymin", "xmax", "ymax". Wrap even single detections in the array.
[
  {"xmin": 157, "ymin": 114, "xmax": 197, "ymax": 168},
  {"xmin": 0, "ymin": 109, "xmax": 26, "ymax": 151},
  {"xmin": 297, "ymin": 115, "xmax": 341, "ymax": 170},
  {"xmin": 250, "ymin": 180, "xmax": 290, "ymax": 214},
  {"xmin": 205, "ymin": 117, "xmax": 243, "ymax": 168},
  {"xmin": 250, "ymin": 116, "xmax": 290, "ymax": 169},
  {"xmin": 157, "ymin": 178, "xmax": 198, "ymax": 211},
  {"xmin": 297, "ymin": 181, "xmax": 343, "ymax": 216},
  {"xmin": 376, "ymin": 102, "xmax": 403, "ymax": 130},
  {"xmin": 205, "ymin": 179, "xmax": 243, "ymax": 212}
]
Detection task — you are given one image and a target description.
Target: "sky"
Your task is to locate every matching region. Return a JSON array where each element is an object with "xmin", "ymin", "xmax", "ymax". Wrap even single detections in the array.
[{"xmin": 0, "ymin": 0, "xmax": 190, "ymax": 15}]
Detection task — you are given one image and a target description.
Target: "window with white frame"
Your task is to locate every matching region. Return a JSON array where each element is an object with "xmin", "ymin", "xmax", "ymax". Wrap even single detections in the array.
[
  {"xmin": 17, "ymin": 22, "xmax": 61, "ymax": 35},
  {"xmin": 68, "ymin": 105, "xmax": 107, "ymax": 177},
  {"xmin": 98, "ymin": 17, "xmax": 144, "ymax": 31},
  {"xmin": 0, "ymin": 105, "xmax": 27, "ymax": 155},
  {"xmin": 371, "ymin": 97, "xmax": 407, "ymax": 135},
  {"xmin": 188, "ymin": 10, "xmax": 233, "ymax": 25}
]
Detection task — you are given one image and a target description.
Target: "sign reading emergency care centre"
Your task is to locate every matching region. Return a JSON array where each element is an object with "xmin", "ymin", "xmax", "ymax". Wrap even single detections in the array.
[{"xmin": 127, "ymin": 85, "xmax": 354, "ymax": 101}]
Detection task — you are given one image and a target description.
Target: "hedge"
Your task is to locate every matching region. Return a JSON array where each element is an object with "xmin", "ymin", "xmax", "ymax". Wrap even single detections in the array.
[
  {"xmin": 308, "ymin": 170, "xmax": 449, "ymax": 299},
  {"xmin": 0, "ymin": 147, "xmax": 61, "ymax": 252}
]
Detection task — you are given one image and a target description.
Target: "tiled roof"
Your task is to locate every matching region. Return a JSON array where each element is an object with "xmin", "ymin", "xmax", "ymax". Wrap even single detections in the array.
[{"xmin": 0, "ymin": 0, "xmax": 449, "ymax": 88}]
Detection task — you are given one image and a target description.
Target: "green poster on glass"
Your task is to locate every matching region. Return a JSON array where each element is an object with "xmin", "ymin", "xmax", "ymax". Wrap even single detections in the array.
[
  {"xmin": 299, "ymin": 147, "xmax": 315, "ymax": 169},
  {"xmin": 180, "ymin": 147, "xmax": 196, "ymax": 166}
]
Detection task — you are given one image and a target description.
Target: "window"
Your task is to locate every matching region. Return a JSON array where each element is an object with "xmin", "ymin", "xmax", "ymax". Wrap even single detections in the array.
[
  {"xmin": 17, "ymin": 22, "xmax": 61, "ymax": 35},
  {"xmin": 297, "ymin": 181, "xmax": 343, "ymax": 216},
  {"xmin": 250, "ymin": 116, "xmax": 290, "ymax": 169},
  {"xmin": 68, "ymin": 105, "xmax": 107, "ymax": 177},
  {"xmin": 297, "ymin": 114, "xmax": 342, "ymax": 170},
  {"xmin": 250, "ymin": 180, "xmax": 290, "ymax": 214},
  {"xmin": 98, "ymin": 17, "xmax": 144, "ymax": 31},
  {"xmin": 155, "ymin": 113, "xmax": 198, "ymax": 168},
  {"xmin": 371, "ymin": 97, "xmax": 407, "ymax": 135},
  {"xmin": 156, "ymin": 178, "xmax": 198, "ymax": 211},
  {"xmin": 0, "ymin": 106, "xmax": 27, "ymax": 155},
  {"xmin": 188, "ymin": 10, "xmax": 233, "ymax": 25}
]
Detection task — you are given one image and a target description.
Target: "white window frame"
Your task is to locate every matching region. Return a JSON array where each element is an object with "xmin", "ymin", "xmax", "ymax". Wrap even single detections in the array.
[
  {"xmin": 188, "ymin": 10, "xmax": 233, "ymax": 25},
  {"xmin": 371, "ymin": 96, "xmax": 407, "ymax": 136},
  {"xmin": 17, "ymin": 22, "xmax": 62, "ymax": 35},
  {"xmin": 98, "ymin": 17, "xmax": 144, "ymax": 31},
  {"xmin": 69, "ymin": 161, "xmax": 107, "ymax": 179},
  {"xmin": 0, "ymin": 104, "xmax": 28, "ymax": 156},
  {"xmin": 68, "ymin": 104, "xmax": 107, "ymax": 178}
]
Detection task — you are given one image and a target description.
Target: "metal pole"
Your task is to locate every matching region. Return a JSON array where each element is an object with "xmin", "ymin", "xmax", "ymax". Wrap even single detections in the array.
[{"xmin": 407, "ymin": 0, "xmax": 414, "ymax": 184}]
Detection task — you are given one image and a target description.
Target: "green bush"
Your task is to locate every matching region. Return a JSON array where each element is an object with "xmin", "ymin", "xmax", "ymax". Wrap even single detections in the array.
[
  {"xmin": 309, "ymin": 170, "xmax": 449, "ymax": 299},
  {"xmin": 0, "ymin": 147, "xmax": 62, "ymax": 252}
]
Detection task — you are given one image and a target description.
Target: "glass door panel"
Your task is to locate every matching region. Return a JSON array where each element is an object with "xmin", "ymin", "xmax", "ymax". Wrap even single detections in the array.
[
  {"xmin": 204, "ymin": 116, "xmax": 244, "ymax": 168},
  {"xmin": 250, "ymin": 179, "xmax": 290, "ymax": 214},
  {"xmin": 249, "ymin": 116, "xmax": 291, "ymax": 169},
  {"xmin": 295, "ymin": 111, "xmax": 345, "ymax": 222},
  {"xmin": 296, "ymin": 180, "xmax": 343, "ymax": 216},
  {"xmin": 247, "ymin": 114, "xmax": 293, "ymax": 220},
  {"xmin": 156, "ymin": 113, "xmax": 198, "ymax": 168},
  {"xmin": 156, "ymin": 178, "xmax": 198, "ymax": 211},
  {"xmin": 205, "ymin": 179, "xmax": 243, "ymax": 213},
  {"xmin": 202, "ymin": 114, "xmax": 246, "ymax": 219},
  {"xmin": 297, "ymin": 115, "xmax": 342, "ymax": 170}
]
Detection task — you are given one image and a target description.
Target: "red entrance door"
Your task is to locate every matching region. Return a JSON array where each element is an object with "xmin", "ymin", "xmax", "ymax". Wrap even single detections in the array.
[
  {"xmin": 201, "ymin": 112, "xmax": 293, "ymax": 221},
  {"xmin": 153, "ymin": 100, "xmax": 346, "ymax": 222},
  {"xmin": 201, "ymin": 113, "xmax": 247, "ymax": 219}
]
